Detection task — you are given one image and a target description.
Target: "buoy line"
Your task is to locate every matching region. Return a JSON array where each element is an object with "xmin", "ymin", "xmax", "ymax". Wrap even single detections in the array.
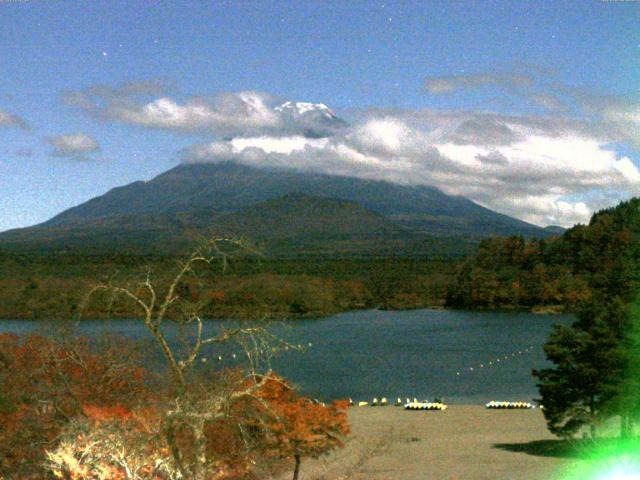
[
  {"xmin": 455, "ymin": 345, "xmax": 535, "ymax": 377},
  {"xmin": 198, "ymin": 341, "xmax": 313, "ymax": 363}
]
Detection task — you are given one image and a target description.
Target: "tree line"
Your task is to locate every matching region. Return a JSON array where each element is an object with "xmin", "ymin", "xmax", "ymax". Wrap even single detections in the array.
[
  {"xmin": 533, "ymin": 199, "xmax": 640, "ymax": 439},
  {"xmin": 446, "ymin": 198, "xmax": 640, "ymax": 312},
  {"xmin": 0, "ymin": 254, "xmax": 455, "ymax": 320}
]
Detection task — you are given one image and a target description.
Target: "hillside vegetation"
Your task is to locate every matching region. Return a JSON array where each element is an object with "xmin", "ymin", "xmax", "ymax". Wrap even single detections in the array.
[
  {"xmin": 446, "ymin": 198, "xmax": 640, "ymax": 311},
  {"xmin": 0, "ymin": 253, "xmax": 455, "ymax": 320}
]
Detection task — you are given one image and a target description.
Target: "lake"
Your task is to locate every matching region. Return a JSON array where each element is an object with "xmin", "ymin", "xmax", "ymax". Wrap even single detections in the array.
[{"xmin": 0, "ymin": 309, "xmax": 571, "ymax": 404}]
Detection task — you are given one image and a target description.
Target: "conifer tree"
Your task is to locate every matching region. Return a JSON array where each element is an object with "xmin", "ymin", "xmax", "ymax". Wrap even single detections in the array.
[
  {"xmin": 533, "ymin": 298, "xmax": 625, "ymax": 438},
  {"xmin": 533, "ymin": 199, "xmax": 640, "ymax": 438},
  {"xmin": 534, "ymin": 294, "xmax": 639, "ymax": 439}
]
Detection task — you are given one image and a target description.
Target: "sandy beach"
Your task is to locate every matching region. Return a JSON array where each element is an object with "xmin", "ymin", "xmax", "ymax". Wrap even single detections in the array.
[{"xmin": 294, "ymin": 405, "xmax": 582, "ymax": 480}]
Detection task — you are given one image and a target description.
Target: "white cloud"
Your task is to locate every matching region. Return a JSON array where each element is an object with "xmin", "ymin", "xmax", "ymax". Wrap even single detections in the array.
[
  {"xmin": 424, "ymin": 73, "xmax": 534, "ymax": 95},
  {"xmin": 433, "ymin": 134, "xmax": 640, "ymax": 224},
  {"xmin": 47, "ymin": 133, "xmax": 100, "ymax": 160},
  {"xmin": 229, "ymin": 135, "xmax": 329, "ymax": 154},
  {"xmin": 66, "ymin": 85, "xmax": 347, "ymax": 138},
  {"xmin": 0, "ymin": 109, "xmax": 29, "ymax": 129},
  {"xmin": 352, "ymin": 118, "xmax": 413, "ymax": 152},
  {"xmin": 117, "ymin": 92, "xmax": 282, "ymax": 134},
  {"xmin": 183, "ymin": 111, "xmax": 640, "ymax": 227}
]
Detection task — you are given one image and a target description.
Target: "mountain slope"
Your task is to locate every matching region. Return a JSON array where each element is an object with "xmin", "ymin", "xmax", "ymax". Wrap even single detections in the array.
[
  {"xmin": 0, "ymin": 162, "xmax": 554, "ymax": 255},
  {"xmin": 41, "ymin": 162, "xmax": 547, "ymax": 235},
  {"xmin": 218, "ymin": 192, "xmax": 403, "ymax": 240},
  {"xmin": 0, "ymin": 193, "xmax": 409, "ymax": 254}
]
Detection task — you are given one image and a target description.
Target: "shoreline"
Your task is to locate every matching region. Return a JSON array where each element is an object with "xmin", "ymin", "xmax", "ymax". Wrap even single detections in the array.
[{"xmin": 0, "ymin": 303, "xmax": 569, "ymax": 322}]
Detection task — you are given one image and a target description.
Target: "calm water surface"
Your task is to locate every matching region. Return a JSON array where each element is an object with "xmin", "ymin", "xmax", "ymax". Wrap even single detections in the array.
[{"xmin": 0, "ymin": 309, "xmax": 571, "ymax": 404}]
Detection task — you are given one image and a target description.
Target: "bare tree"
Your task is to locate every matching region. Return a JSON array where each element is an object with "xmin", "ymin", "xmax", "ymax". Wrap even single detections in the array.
[{"xmin": 80, "ymin": 238, "xmax": 299, "ymax": 479}]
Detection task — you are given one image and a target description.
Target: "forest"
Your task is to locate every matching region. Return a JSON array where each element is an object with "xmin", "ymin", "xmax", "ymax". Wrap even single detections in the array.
[
  {"xmin": 445, "ymin": 198, "xmax": 640, "ymax": 312},
  {"xmin": 531, "ymin": 199, "xmax": 640, "ymax": 440},
  {"xmin": 0, "ymin": 253, "xmax": 455, "ymax": 320}
]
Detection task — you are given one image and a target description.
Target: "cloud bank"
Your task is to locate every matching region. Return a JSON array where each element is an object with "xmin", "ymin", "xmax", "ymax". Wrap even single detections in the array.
[
  {"xmin": 65, "ymin": 85, "xmax": 347, "ymax": 138},
  {"xmin": 0, "ymin": 109, "xmax": 29, "ymax": 130},
  {"xmin": 66, "ymin": 80, "xmax": 640, "ymax": 227},
  {"xmin": 182, "ymin": 111, "xmax": 640, "ymax": 227},
  {"xmin": 47, "ymin": 133, "xmax": 100, "ymax": 161}
]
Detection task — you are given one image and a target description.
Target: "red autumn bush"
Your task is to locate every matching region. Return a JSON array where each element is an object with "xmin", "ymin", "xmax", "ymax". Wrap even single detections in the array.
[
  {"xmin": 253, "ymin": 374, "xmax": 350, "ymax": 480},
  {"xmin": 0, "ymin": 334, "xmax": 350, "ymax": 479},
  {"xmin": 0, "ymin": 333, "xmax": 152, "ymax": 477}
]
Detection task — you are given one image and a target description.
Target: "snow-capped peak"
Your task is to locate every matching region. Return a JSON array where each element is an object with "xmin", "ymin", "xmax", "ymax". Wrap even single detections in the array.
[{"xmin": 275, "ymin": 101, "xmax": 337, "ymax": 119}]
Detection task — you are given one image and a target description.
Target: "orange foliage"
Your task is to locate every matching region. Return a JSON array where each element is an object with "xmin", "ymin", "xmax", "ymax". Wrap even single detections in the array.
[
  {"xmin": 0, "ymin": 335, "xmax": 349, "ymax": 479},
  {"xmin": 0, "ymin": 333, "xmax": 152, "ymax": 477},
  {"xmin": 205, "ymin": 289, "xmax": 226, "ymax": 303},
  {"xmin": 256, "ymin": 375, "xmax": 350, "ymax": 462},
  {"xmin": 82, "ymin": 404, "xmax": 136, "ymax": 423}
]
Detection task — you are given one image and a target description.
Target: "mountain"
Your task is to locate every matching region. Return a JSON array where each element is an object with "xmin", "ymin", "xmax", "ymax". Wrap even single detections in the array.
[
  {"xmin": 219, "ymin": 192, "xmax": 402, "ymax": 240},
  {"xmin": 0, "ymin": 162, "xmax": 555, "ymax": 255},
  {"xmin": 274, "ymin": 101, "xmax": 348, "ymax": 137},
  {"xmin": 543, "ymin": 225, "xmax": 567, "ymax": 235}
]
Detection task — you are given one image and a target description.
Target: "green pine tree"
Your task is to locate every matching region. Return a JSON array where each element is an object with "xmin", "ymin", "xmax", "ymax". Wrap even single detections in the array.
[{"xmin": 534, "ymin": 294, "xmax": 639, "ymax": 439}]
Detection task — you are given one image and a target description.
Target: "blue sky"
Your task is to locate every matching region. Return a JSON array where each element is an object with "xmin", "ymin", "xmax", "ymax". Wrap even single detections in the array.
[{"xmin": 1, "ymin": 0, "xmax": 639, "ymax": 231}]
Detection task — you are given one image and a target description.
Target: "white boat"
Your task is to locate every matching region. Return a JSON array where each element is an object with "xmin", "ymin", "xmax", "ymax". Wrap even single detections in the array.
[{"xmin": 404, "ymin": 401, "xmax": 447, "ymax": 411}]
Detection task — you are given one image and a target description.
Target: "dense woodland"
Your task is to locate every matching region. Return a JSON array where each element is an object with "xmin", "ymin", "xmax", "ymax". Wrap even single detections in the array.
[
  {"xmin": 0, "ymin": 253, "xmax": 455, "ymax": 320},
  {"xmin": 446, "ymin": 198, "xmax": 640, "ymax": 312},
  {"xmin": 530, "ymin": 199, "xmax": 640, "ymax": 439}
]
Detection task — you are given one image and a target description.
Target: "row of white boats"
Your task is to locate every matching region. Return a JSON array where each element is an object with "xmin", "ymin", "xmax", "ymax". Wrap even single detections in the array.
[
  {"xmin": 484, "ymin": 401, "xmax": 536, "ymax": 409},
  {"xmin": 349, "ymin": 397, "xmax": 448, "ymax": 410},
  {"xmin": 347, "ymin": 398, "xmax": 537, "ymax": 410}
]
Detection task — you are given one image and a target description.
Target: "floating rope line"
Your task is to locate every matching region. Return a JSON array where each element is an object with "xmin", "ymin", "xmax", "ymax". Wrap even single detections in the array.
[
  {"xmin": 205, "ymin": 343, "xmax": 539, "ymax": 408},
  {"xmin": 203, "ymin": 341, "xmax": 313, "ymax": 363},
  {"xmin": 455, "ymin": 345, "xmax": 535, "ymax": 377}
]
